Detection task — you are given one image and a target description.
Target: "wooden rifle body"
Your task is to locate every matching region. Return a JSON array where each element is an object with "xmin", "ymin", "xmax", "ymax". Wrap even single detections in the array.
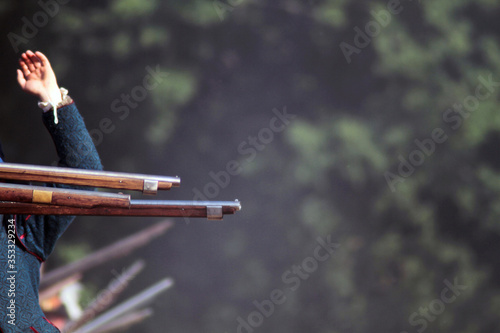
[{"xmin": 0, "ymin": 163, "xmax": 241, "ymax": 220}]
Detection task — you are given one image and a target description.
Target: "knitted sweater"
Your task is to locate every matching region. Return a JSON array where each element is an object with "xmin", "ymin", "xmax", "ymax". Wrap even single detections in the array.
[{"xmin": 0, "ymin": 102, "xmax": 102, "ymax": 332}]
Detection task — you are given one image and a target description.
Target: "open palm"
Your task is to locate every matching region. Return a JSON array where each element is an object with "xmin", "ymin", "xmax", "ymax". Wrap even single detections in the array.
[{"xmin": 17, "ymin": 50, "xmax": 61, "ymax": 103}]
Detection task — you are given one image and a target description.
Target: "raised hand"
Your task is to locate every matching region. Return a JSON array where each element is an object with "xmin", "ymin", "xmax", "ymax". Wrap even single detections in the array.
[{"xmin": 17, "ymin": 50, "xmax": 62, "ymax": 104}]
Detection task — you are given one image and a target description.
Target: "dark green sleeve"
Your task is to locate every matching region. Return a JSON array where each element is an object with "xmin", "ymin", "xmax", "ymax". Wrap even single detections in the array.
[
  {"xmin": 16, "ymin": 102, "xmax": 103, "ymax": 261},
  {"xmin": 42, "ymin": 102, "xmax": 103, "ymax": 170}
]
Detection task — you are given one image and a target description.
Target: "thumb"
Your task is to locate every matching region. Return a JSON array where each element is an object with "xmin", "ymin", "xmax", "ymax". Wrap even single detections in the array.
[{"xmin": 16, "ymin": 69, "xmax": 26, "ymax": 88}]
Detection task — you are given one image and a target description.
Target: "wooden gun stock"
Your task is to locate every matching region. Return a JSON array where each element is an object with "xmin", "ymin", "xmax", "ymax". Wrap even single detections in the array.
[
  {"xmin": 0, "ymin": 183, "xmax": 130, "ymax": 208},
  {"xmin": 0, "ymin": 163, "xmax": 180, "ymax": 194}
]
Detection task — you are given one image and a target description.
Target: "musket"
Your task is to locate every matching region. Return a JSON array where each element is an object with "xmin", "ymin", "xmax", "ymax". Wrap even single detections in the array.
[
  {"xmin": 0, "ymin": 163, "xmax": 180, "ymax": 194},
  {"xmin": 40, "ymin": 221, "xmax": 173, "ymax": 289},
  {"xmin": 0, "ymin": 199, "xmax": 241, "ymax": 220},
  {"xmin": 0, "ymin": 163, "xmax": 242, "ymax": 220},
  {"xmin": 72, "ymin": 278, "xmax": 174, "ymax": 333}
]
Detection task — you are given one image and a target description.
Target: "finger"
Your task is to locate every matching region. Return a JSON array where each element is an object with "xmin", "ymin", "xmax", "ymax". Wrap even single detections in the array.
[
  {"xmin": 21, "ymin": 52, "xmax": 29, "ymax": 64},
  {"xmin": 26, "ymin": 50, "xmax": 42, "ymax": 69},
  {"xmin": 35, "ymin": 51, "xmax": 50, "ymax": 67},
  {"xmin": 34, "ymin": 57, "xmax": 42, "ymax": 68},
  {"xmin": 16, "ymin": 69, "xmax": 26, "ymax": 88},
  {"xmin": 29, "ymin": 50, "xmax": 43, "ymax": 68},
  {"xmin": 23, "ymin": 51, "xmax": 36, "ymax": 72},
  {"xmin": 19, "ymin": 59, "xmax": 30, "ymax": 77}
]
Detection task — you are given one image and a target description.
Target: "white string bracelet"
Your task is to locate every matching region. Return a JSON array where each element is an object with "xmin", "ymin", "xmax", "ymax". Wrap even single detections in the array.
[{"xmin": 38, "ymin": 87, "xmax": 69, "ymax": 125}]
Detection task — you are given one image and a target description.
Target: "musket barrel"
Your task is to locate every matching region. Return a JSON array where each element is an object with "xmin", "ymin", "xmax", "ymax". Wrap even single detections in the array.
[
  {"xmin": 0, "ymin": 163, "xmax": 180, "ymax": 194},
  {"xmin": 0, "ymin": 200, "xmax": 241, "ymax": 220}
]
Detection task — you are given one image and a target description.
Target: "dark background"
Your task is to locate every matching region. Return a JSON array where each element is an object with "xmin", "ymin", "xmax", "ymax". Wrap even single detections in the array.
[{"xmin": 1, "ymin": 0, "xmax": 500, "ymax": 332}]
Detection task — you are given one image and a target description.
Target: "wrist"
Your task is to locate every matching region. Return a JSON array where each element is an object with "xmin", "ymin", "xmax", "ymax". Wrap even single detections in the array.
[
  {"xmin": 38, "ymin": 88, "xmax": 72, "ymax": 124},
  {"xmin": 38, "ymin": 89, "xmax": 62, "ymax": 105}
]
